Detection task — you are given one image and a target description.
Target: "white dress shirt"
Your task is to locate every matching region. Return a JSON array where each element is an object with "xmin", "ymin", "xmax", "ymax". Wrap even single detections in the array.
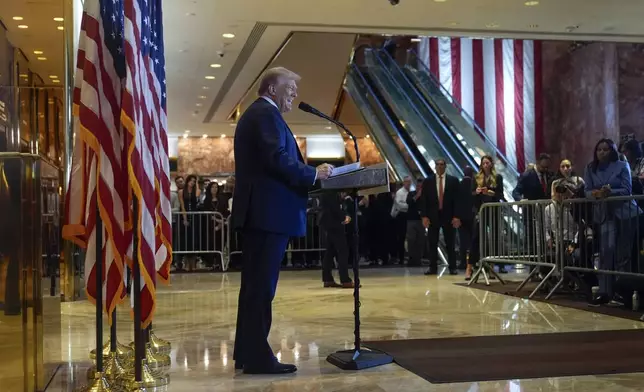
[{"xmin": 394, "ymin": 188, "xmax": 409, "ymax": 213}]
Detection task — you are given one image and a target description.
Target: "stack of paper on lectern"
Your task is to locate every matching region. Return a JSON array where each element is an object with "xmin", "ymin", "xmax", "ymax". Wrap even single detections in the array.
[{"xmin": 329, "ymin": 162, "xmax": 362, "ymax": 178}]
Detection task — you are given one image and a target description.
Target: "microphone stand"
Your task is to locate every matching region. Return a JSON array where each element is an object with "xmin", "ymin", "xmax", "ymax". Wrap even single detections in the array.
[{"xmin": 301, "ymin": 105, "xmax": 392, "ymax": 370}]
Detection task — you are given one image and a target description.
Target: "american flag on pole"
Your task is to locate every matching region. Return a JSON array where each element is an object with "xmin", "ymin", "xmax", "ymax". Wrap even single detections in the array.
[
  {"xmin": 122, "ymin": 0, "xmax": 172, "ymax": 327},
  {"xmin": 62, "ymin": 0, "xmax": 130, "ymax": 324}
]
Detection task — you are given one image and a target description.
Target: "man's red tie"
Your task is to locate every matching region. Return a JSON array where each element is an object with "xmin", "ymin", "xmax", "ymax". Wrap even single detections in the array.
[
  {"xmin": 540, "ymin": 174, "xmax": 546, "ymax": 193},
  {"xmin": 438, "ymin": 176, "xmax": 444, "ymax": 210}
]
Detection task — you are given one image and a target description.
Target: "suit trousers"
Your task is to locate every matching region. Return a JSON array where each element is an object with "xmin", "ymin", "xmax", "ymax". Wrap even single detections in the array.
[
  {"xmin": 233, "ymin": 228, "xmax": 290, "ymax": 367},
  {"xmin": 321, "ymin": 227, "xmax": 351, "ymax": 283},
  {"xmin": 428, "ymin": 213, "xmax": 456, "ymax": 270},
  {"xmin": 406, "ymin": 220, "xmax": 425, "ymax": 266}
]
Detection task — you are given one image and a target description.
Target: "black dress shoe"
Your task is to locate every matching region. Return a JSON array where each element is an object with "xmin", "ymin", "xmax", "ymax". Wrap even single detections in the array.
[
  {"xmin": 235, "ymin": 361, "xmax": 244, "ymax": 370},
  {"xmin": 243, "ymin": 362, "xmax": 297, "ymax": 374}
]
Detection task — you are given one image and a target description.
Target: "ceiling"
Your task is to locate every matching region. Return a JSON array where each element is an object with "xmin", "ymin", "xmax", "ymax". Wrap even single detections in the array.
[
  {"xmin": 0, "ymin": 0, "xmax": 65, "ymax": 86},
  {"xmin": 3, "ymin": 0, "xmax": 644, "ymax": 138}
]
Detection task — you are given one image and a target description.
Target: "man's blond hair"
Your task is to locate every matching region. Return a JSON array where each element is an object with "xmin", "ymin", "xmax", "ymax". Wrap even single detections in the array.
[{"xmin": 257, "ymin": 67, "xmax": 301, "ymax": 96}]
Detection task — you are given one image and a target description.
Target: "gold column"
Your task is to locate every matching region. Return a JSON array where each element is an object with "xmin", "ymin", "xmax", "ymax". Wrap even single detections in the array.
[
  {"xmin": 61, "ymin": 0, "xmax": 81, "ymax": 302},
  {"xmin": 0, "ymin": 153, "xmax": 46, "ymax": 391}
]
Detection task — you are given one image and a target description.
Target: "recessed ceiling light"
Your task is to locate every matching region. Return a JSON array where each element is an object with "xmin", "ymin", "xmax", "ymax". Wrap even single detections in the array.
[
  {"xmin": 195, "ymin": 103, "xmax": 202, "ymax": 107},
  {"xmin": 230, "ymin": 123, "xmax": 236, "ymax": 127},
  {"xmin": 57, "ymin": 26, "xmax": 64, "ymax": 30},
  {"xmin": 184, "ymin": 129, "xmax": 191, "ymax": 133},
  {"xmin": 222, "ymin": 33, "xmax": 235, "ymax": 39},
  {"xmin": 486, "ymin": 23, "xmax": 500, "ymax": 28},
  {"xmin": 434, "ymin": 0, "xmax": 447, "ymax": 2},
  {"xmin": 366, "ymin": 135, "xmax": 370, "ymax": 138},
  {"xmin": 37, "ymin": 57, "xmax": 47, "ymax": 61},
  {"xmin": 411, "ymin": 38, "xmax": 421, "ymax": 43},
  {"xmin": 325, "ymin": 126, "xmax": 332, "ymax": 130},
  {"xmin": 185, "ymin": 12, "xmax": 196, "ymax": 16},
  {"xmin": 33, "ymin": 50, "xmax": 44, "ymax": 55},
  {"xmin": 202, "ymin": 86, "xmax": 210, "ymax": 90},
  {"xmin": 18, "ymin": 25, "xmax": 28, "ymax": 29},
  {"xmin": 210, "ymin": 63, "xmax": 222, "ymax": 68},
  {"xmin": 52, "ymin": 79, "xmax": 60, "ymax": 83},
  {"xmin": 448, "ymin": 21, "xmax": 459, "ymax": 26},
  {"xmin": 202, "ymin": 134, "xmax": 208, "ymax": 138},
  {"xmin": 53, "ymin": 17, "xmax": 64, "ymax": 22},
  {"xmin": 524, "ymin": 0, "xmax": 539, "ymax": 5},
  {"xmin": 220, "ymin": 134, "xmax": 226, "ymax": 138},
  {"xmin": 205, "ymin": 76, "xmax": 215, "ymax": 80},
  {"xmin": 49, "ymin": 75, "xmax": 58, "ymax": 79},
  {"xmin": 198, "ymin": 95, "xmax": 207, "ymax": 99},
  {"xmin": 19, "ymin": 73, "xmax": 28, "ymax": 78},
  {"xmin": 13, "ymin": 16, "xmax": 24, "ymax": 21},
  {"xmin": 528, "ymin": 24, "xmax": 539, "ymax": 28},
  {"xmin": 183, "ymin": 134, "xmax": 188, "ymax": 139}
]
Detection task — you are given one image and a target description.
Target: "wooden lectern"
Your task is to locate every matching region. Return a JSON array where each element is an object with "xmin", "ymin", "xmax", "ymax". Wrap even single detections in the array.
[{"xmin": 312, "ymin": 162, "xmax": 393, "ymax": 370}]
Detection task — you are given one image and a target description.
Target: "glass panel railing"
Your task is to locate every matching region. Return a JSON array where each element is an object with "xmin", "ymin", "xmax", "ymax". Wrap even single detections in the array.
[
  {"xmin": 363, "ymin": 50, "xmax": 462, "ymax": 178},
  {"xmin": 345, "ymin": 65, "xmax": 421, "ymax": 181},
  {"xmin": 404, "ymin": 49, "xmax": 520, "ymax": 202}
]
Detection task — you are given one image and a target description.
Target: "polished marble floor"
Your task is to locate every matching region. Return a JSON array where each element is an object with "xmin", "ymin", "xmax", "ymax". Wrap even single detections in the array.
[{"xmin": 44, "ymin": 267, "xmax": 644, "ymax": 391}]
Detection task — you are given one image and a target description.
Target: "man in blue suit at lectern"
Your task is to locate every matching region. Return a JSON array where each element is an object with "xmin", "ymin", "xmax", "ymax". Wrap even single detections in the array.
[{"xmin": 231, "ymin": 67, "xmax": 334, "ymax": 374}]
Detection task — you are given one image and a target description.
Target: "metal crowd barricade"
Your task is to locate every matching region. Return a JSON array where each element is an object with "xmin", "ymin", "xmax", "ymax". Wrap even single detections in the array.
[
  {"xmin": 225, "ymin": 212, "xmax": 326, "ymax": 268},
  {"xmin": 549, "ymin": 195, "xmax": 644, "ymax": 300},
  {"xmin": 172, "ymin": 211, "xmax": 227, "ymax": 271},
  {"xmin": 285, "ymin": 212, "xmax": 325, "ymax": 266},
  {"xmin": 468, "ymin": 199, "xmax": 558, "ymax": 298}
]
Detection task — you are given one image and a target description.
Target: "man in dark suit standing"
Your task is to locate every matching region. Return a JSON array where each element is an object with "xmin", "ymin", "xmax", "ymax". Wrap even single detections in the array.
[
  {"xmin": 512, "ymin": 153, "xmax": 553, "ymax": 267},
  {"xmin": 231, "ymin": 67, "xmax": 333, "ymax": 374},
  {"xmin": 318, "ymin": 192, "xmax": 354, "ymax": 288},
  {"xmin": 420, "ymin": 159, "xmax": 462, "ymax": 275}
]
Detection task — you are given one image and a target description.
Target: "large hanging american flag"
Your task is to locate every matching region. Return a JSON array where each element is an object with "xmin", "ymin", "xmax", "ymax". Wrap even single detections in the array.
[
  {"xmin": 63, "ymin": 0, "xmax": 130, "ymax": 324},
  {"xmin": 418, "ymin": 37, "xmax": 543, "ymax": 173},
  {"xmin": 122, "ymin": 0, "xmax": 172, "ymax": 327}
]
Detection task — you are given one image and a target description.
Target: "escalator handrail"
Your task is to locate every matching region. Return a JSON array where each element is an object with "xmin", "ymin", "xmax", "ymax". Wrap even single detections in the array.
[
  {"xmin": 367, "ymin": 48, "xmax": 470, "ymax": 176},
  {"xmin": 405, "ymin": 48, "xmax": 520, "ymax": 179},
  {"xmin": 347, "ymin": 64, "xmax": 429, "ymax": 178}
]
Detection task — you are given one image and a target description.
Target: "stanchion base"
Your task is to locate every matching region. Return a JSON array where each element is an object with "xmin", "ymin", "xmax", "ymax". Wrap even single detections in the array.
[
  {"xmin": 75, "ymin": 372, "xmax": 120, "ymax": 392},
  {"xmin": 145, "ymin": 343, "xmax": 171, "ymax": 370},
  {"xmin": 91, "ymin": 340, "xmax": 134, "ymax": 361},
  {"xmin": 117, "ymin": 360, "xmax": 170, "ymax": 391},
  {"xmin": 148, "ymin": 329, "xmax": 171, "ymax": 355},
  {"xmin": 326, "ymin": 349, "xmax": 393, "ymax": 370},
  {"xmin": 87, "ymin": 353, "xmax": 129, "ymax": 383}
]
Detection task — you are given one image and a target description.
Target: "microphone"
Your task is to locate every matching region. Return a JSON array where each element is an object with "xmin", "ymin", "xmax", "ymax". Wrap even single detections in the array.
[{"xmin": 298, "ymin": 102, "xmax": 360, "ymax": 162}]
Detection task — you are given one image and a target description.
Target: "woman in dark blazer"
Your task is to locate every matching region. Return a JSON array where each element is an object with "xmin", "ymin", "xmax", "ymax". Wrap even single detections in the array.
[{"xmin": 467, "ymin": 155, "xmax": 505, "ymax": 279}]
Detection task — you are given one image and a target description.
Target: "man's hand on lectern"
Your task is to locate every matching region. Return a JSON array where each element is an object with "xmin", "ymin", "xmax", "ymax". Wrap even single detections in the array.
[{"xmin": 316, "ymin": 163, "xmax": 334, "ymax": 180}]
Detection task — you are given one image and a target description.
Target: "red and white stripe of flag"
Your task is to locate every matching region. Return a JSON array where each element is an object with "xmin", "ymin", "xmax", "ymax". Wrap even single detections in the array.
[
  {"xmin": 419, "ymin": 37, "xmax": 543, "ymax": 173},
  {"xmin": 122, "ymin": 0, "xmax": 171, "ymax": 327},
  {"xmin": 63, "ymin": 0, "xmax": 129, "ymax": 323}
]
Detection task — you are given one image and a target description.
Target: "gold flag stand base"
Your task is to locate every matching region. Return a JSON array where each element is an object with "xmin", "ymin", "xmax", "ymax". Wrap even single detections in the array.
[
  {"xmin": 144, "ymin": 343, "xmax": 171, "ymax": 370},
  {"xmin": 116, "ymin": 359, "xmax": 170, "ymax": 391},
  {"xmin": 148, "ymin": 329, "xmax": 171, "ymax": 355},
  {"xmin": 88, "ymin": 352, "xmax": 131, "ymax": 383},
  {"xmin": 75, "ymin": 372, "xmax": 121, "ymax": 392},
  {"xmin": 91, "ymin": 340, "xmax": 134, "ymax": 361}
]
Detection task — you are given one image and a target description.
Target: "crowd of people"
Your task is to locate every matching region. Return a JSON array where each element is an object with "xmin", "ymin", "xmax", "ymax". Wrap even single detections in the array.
[{"xmin": 169, "ymin": 137, "xmax": 644, "ymax": 307}]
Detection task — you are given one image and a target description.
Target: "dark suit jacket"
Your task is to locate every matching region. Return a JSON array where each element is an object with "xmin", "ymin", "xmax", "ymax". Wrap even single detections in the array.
[
  {"xmin": 420, "ymin": 174, "xmax": 462, "ymax": 223},
  {"xmin": 512, "ymin": 169, "xmax": 553, "ymax": 201},
  {"xmin": 318, "ymin": 192, "xmax": 346, "ymax": 230},
  {"xmin": 459, "ymin": 176, "xmax": 476, "ymax": 221},
  {"xmin": 232, "ymin": 98, "xmax": 316, "ymax": 236}
]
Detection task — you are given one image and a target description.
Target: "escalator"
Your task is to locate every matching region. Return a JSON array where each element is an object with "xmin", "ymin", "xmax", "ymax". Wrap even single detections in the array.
[
  {"xmin": 356, "ymin": 47, "xmax": 522, "ymax": 253},
  {"xmin": 400, "ymin": 49, "xmax": 521, "ymax": 200},
  {"xmin": 344, "ymin": 63, "xmax": 430, "ymax": 181},
  {"xmin": 345, "ymin": 63, "xmax": 451, "ymax": 267}
]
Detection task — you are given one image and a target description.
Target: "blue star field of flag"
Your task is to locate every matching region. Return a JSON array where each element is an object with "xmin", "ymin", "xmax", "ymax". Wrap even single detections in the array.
[{"xmin": 100, "ymin": 0, "xmax": 166, "ymax": 108}]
